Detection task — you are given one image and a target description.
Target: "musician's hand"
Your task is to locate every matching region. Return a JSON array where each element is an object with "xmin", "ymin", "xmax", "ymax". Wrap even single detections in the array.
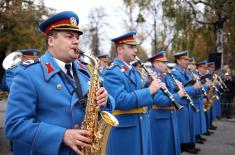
[
  {"xmin": 63, "ymin": 129, "xmax": 92, "ymax": 155},
  {"xmin": 194, "ymin": 74, "xmax": 200, "ymax": 80},
  {"xmin": 193, "ymin": 80, "xmax": 201, "ymax": 89},
  {"xmin": 203, "ymin": 98, "xmax": 208, "ymax": 104},
  {"xmin": 149, "ymin": 79, "xmax": 166, "ymax": 94},
  {"xmin": 178, "ymin": 87, "xmax": 186, "ymax": 97},
  {"xmin": 205, "ymin": 79, "xmax": 212, "ymax": 87},
  {"xmin": 175, "ymin": 80, "xmax": 183, "ymax": 88},
  {"xmin": 96, "ymin": 87, "xmax": 108, "ymax": 106}
]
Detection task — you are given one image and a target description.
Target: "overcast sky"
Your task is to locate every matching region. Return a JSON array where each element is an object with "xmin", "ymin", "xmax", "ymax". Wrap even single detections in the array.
[
  {"xmin": 43, "ymin": 0, "xmax": 122, "ymax": 26},
  {"xmin": 43, "ymin": 0, "xmax": 127, "ymax": 53},
  {"xmin": 42, "ymin": 0, "xmax": 162, "ymax": 56}
]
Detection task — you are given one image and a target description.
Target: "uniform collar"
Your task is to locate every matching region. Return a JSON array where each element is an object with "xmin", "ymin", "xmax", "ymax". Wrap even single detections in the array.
[
  {"xmin": 174, "ymin": 64, "xmax": 185, "ymax": 72},
  {"xmin": 154, "ymin": 69, "xmax": 165, "ymax": 78},
  {"xmin": 54, "ymin": 57, "xmax": 73, "ymax": 75},
  {"xmin": 40, "ymin": 51, "xmax": 61, "ymax": 81},
  {"xmin": 114, "ymin": 58, "xmax": 133, "ymax": 71}
]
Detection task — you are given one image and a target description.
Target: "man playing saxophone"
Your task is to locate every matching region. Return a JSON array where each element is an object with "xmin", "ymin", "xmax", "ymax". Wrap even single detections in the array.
[{"xmin": 4, "ymin": 11, "xmax": 115, "ymax": 155}]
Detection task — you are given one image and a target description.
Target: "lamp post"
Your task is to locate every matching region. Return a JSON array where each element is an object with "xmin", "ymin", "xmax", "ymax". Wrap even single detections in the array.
[{"xmin": 136, "ymin": 11, "xmax": 145, "ymax": 23}]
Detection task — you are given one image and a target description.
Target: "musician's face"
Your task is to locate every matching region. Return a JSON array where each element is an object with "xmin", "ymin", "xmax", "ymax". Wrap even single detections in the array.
[
  {"xmin": 118, "ymin": 44, "xmax": 138, "ymax": 64},
  {"xmin": 208, "ymin": 66, "xmax": 215, "ymax": 73},
  {"xmin": 188, "ymin": 64, "xmax": 196, "ymax": 70},
  {"xmin": 177, "ymin": 59, "xmax": 188, "ymax": 68},
  {"xmin": 198, "ymin": 67, "xmax": 207, "ymax": 75},
  {"xmin": 153, "ymin": 61, "xmax": 168, "ymax": 73},
  {"xmin": 48, "ymin": 31, "xmax": 80, "ymax": 63}
]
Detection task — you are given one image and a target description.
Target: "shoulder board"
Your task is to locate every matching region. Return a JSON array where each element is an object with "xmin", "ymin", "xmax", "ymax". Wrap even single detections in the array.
[
  {"xmin": 171, "ymin": 68, "xmax": 176, "ymax": 72},
  {"xmin": 107, "ymin": 63, "xmax": 118, "ymax": 70},
  {"xmin": 21, "ymin": 58, "xmax": 40, "ymax": 67}
]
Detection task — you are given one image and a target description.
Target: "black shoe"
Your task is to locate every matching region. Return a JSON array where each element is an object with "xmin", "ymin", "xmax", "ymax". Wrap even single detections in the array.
[
  {"xmin": 200, "ymin": 137, "xmax": 207, "ymax": 141},
  {"xmin": 203, "ymin": 132, "xmax": 211, "ymax": 136},
  {"xmin": 204, "ymin": 131, "xmax": 214, "ymax": 136},
  {"xmin": 226, "ymin": 116, "xmax": 232, "ymax": 119},
  {"xmin": 209, "ymin": 125, "xmax": 217, "ymax": 130},
  {"xmin": 196, "ymin": 138, "xmax": 204, "ymax": 144},
  {"xmin": 195, "ymin": 147, "xmax": 200, "ymax": 152},
  {"xmin": 185, "ymin": 148, "xmax": 199, "ymax": 154}
]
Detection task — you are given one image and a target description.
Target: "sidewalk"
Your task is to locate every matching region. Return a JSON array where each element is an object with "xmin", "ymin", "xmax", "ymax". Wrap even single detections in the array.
[
  {"xmin": 1, "ymin": 97, "xmax": 235, "ymax": 155},
  {"xmin": 183, "ymin": 118, "xmax": 235, "ymax": 155},
  {"xmin": 0, "ymin": 98, "xmax": 11, "ymax": 155}
]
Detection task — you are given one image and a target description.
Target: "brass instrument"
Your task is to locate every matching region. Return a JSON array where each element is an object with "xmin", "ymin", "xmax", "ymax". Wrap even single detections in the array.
[
  {"xmin": 134, "ymin": 56, "xmax": 183, "ymax": 111},
  {"xmin": 2, "ymin": 51, "xmax": 22, "ymax": 70},
  {"xmin": 80, "ymin": 54, "xmax": 119, "ymax": 155},
  {"xmin": 167, "ymin": 69, "xmax": 199, "ymax": 112},
  {"xmin": 203, "ymin": 77, "xmax": 220, "ymax": 112},
  {"xmin": 214, "ymin": 73, "xmax": 228, "ymax": 91},
  {"xmin": 204, "ymin": 83, "xmax": 218, "ymax": 112}
]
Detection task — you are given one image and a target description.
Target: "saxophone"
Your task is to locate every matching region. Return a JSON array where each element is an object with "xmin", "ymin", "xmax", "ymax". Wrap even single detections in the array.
[
  {"xmin": 204, "ymin": 79, "xmax": 219, "ymax": 112},
  {"xmin": 81, "ymin": 54, "xmax": 119, "ymax": 155}
]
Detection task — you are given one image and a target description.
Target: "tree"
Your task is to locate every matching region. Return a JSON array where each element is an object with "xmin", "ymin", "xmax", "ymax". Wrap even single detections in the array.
[
  {"xmin": 187, "ymin": 0, "xmax": 235, "ymax": 66},
  {"xmin": 81, "ymin": 7, "xmax": 109, "ymax": 56},
  {"xmin": 0, "ymin": 0, "xmax": 51, "ymax": 79}
]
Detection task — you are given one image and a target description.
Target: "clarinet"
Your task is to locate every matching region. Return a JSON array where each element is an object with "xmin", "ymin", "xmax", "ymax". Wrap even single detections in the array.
[
  {"xmin": 191, "ymin": 70, "xmax": 209, "ymax": 101},
  {"xmin": 167, "ymin": 69, "xmax": 199, "ymax": 112},
  {"xmin": 135, "ymin": 57, "xmax": 183, "ymax": 111}
]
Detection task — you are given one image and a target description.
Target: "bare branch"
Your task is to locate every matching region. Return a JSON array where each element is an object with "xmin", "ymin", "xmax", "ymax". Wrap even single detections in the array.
[
  {"xmin": 192, "ymin": 0, "xmax": 211, "ymax": 6},
  {"xmin": 187, "ymin": 1, "xmax": 215, "ymax": 25}
]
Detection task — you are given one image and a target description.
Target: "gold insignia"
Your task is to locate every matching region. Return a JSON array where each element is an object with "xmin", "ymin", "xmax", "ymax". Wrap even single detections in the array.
[
  {"xmin": 70, "ymin": 17, "xmax": 77, "ymax": 26},
  {"xmin": 57, "ymin": 84, "xmax": 62, "ymax": 90}
]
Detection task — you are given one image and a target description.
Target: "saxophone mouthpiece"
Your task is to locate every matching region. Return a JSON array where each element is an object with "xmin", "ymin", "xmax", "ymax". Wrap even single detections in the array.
[{"xmin": 77, "ymin": 49, "xmax": 85, "ymax": 56}]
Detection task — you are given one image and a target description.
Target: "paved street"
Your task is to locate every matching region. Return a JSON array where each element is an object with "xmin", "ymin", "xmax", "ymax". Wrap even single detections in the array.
[{"xmin": 0, "ymin": 97, "xmax": 235, "ymax": 155}]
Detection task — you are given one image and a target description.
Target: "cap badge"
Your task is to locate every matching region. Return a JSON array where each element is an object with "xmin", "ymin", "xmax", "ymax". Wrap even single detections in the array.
[{"xmin": 70, "ymin": 17, "xmax": 77, "ymax": 26}]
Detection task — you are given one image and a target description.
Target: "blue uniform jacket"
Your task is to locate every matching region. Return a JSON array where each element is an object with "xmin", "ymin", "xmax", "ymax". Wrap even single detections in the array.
[
  {"xmin": 171, "ymin": 65, "xmax": 196, "ymax": 143},
  {"xmin": 5, "ymin": 66, "xmax": 20, "ymax": 91},
  {"xmin": 150, "ymin": 69, "xmax": 181, "ymax": 155},
  {"xmin": 103, "ymin": 58, "xmax": 153, "ymax": 155},
  {"xmin": 4, "ymin": 51, "xmax": 115, "ymax": 155}
]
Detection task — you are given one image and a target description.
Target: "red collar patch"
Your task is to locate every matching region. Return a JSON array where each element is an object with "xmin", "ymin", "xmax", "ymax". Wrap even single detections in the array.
[
  {"xmin": 121, "ymin": 65, "xmax": 129, "ymax": 72},
  {"xmin": 79, "ymin": 63, "xmax": 86, "ymax": 71},
  {"xmin": 45, "ymin": 62, "xmax": 54, "ymax": 74}
]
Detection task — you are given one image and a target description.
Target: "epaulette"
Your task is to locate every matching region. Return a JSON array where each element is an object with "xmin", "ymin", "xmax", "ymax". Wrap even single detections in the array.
[
  {"xmin": 21, "ymin": 58, "xmax": 40, "ymax": 67},
  {"xmin": 171, "ymin": 68, "xmax": 176, "ymax": 72},
  {"xmin": 106, "ymin": 63, "xmax": 117, "ymax": 70}
]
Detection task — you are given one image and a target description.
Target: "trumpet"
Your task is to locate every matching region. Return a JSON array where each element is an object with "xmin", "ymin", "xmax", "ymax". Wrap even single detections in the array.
[
  {"xmin": 214, "ymin": 73, "xmax": 228, "ymax": 90},
  {"xmin": 134, "ymin": 56, "xmax": 183, "ymax": 111},
  {"xmin": 167, "ymin": 69, "xmax": 199, "ymax": 112}
]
